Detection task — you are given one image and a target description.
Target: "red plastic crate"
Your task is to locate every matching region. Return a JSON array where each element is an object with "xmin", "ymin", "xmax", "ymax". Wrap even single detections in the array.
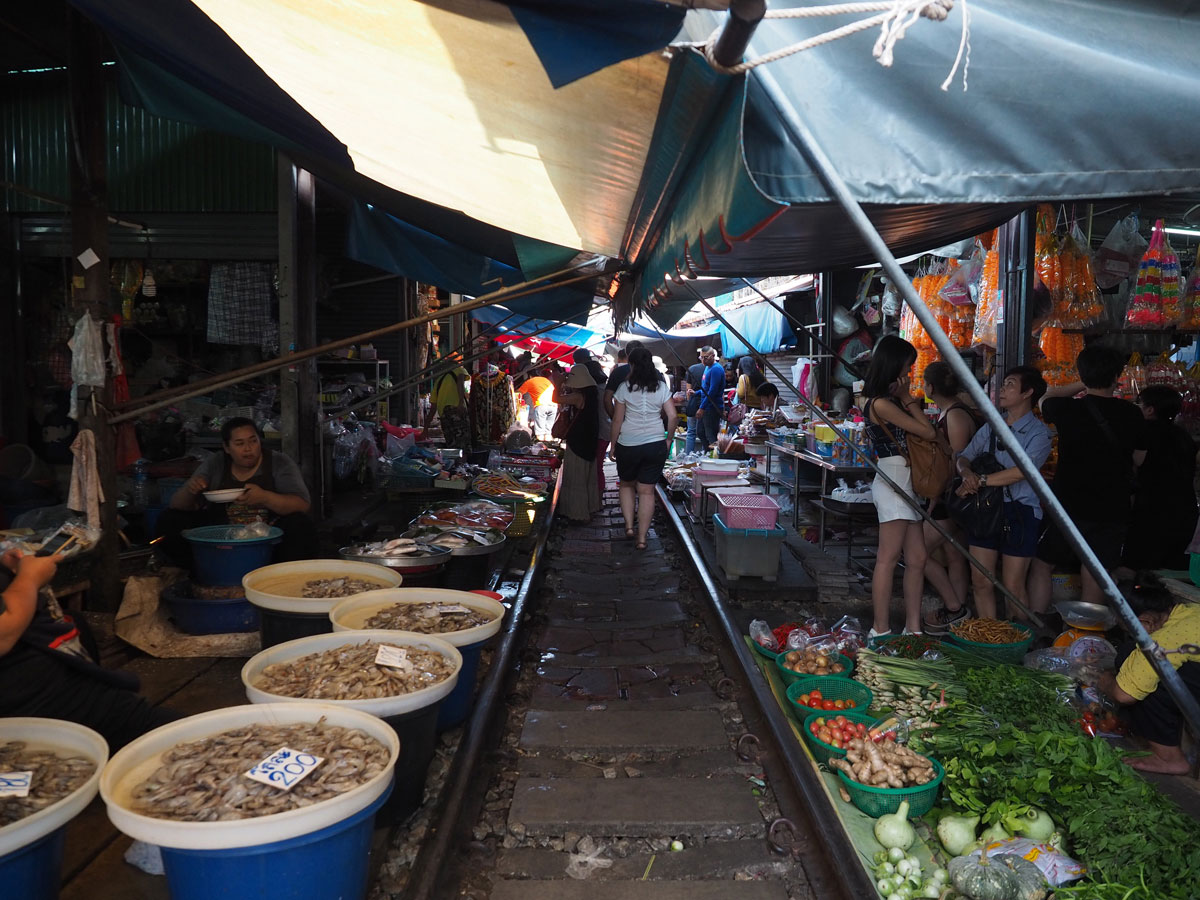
[{"xmin": 716, "ymin": 492, "xmax": 779, "ymax": 530}]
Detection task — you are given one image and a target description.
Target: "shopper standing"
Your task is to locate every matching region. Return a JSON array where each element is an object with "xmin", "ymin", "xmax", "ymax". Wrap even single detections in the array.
[
  {"xmin": 610, "ymin": 347, "xmax": 678, "ymax": 550},
  {"xmin": 554, "ymin": 366, "xmax": 601, "ymax": 523},
  {"xmin": 920, "ymin": 361, "xmax": 980, "ymax": 628},
  {"xmin": 573, "ymin": 348, "xmax": 612, "ymax": 498},
  {"xmin": 683, "ymin": 360, "xmax": 706, "ymax": 454},
  {"xmin": 1029, "ymin": 345, "xmax": 1147, "ymax": 611},
  {"xmin": 695, "ymin": 345, "xmax": 725, "ymax": 451},
  {"xmin": 861, "ymin": 335, "xmax": 938, "ymax": 638},
  {"xmin": 432, "ymin": 358, "xmax": 471, "ymax": 450},
  {"xmin": 735, "ymin": 356, "xmax": 768, "ymax": 409},
  {"xmin": 1122, "ymin": 385, "xmax": 1198, "ymax": 571},
  {"xmin": 952, "ymin": 367, "xmax": 1052, "ymax": 622}
]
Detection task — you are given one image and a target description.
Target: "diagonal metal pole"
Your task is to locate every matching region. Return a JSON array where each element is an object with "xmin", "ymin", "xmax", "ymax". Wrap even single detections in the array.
[
  {"xmin": 737, "ymin": 277, "xmax": 865, "ymax": 380},
  {"xmin": 749, "ymin": 62, "xmax": 1200, "ymax": 734},
  {"xmin": 680, "ymin": 280, "xmax": 1039, "ymax": 624}
]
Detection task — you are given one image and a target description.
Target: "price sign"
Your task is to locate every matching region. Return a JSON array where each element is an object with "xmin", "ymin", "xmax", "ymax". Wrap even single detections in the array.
[
  {"xmin": 375, "ymin": 645, "xmax": 412, "ymax": 670},
  {"xmin": 244, "ymin": 748, "xmax": 323, "ymax": 791},
  {"xmin": 0, "ymin": 771, "xmax": 34, "ymax": 797},
  {"xmin": 437, "ymin": 605, "xmax": 472, "ymax": 615}
]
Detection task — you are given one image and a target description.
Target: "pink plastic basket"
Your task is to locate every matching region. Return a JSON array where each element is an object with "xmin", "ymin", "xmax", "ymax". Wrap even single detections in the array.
[{"xmin": 716, "ymin": 493, "xmax": 779, "ymax": 530}]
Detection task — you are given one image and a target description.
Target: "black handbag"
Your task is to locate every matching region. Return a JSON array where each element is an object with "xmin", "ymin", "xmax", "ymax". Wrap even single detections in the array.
[{"xmin": 945, "ymin": 431, "xmax": 1007, "ymax": 540}]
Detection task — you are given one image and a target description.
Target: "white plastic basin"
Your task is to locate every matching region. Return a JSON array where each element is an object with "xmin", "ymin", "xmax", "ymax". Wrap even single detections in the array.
[
  {"xmin": 100, "ymin": 702, "xmax": 399, "ymax": 850},
  {"xmin": 241, "ymin": 630, "xmax": 462, "ymax": 717},
  {"xmin": 0, "ymin": 718, "xmax": 108, "ymax": 858},
  {"xmin": 243, "ymin": 560, "xmax": 403, "ymax": 614},
  {"xmin": 328, "ymin": 588, "xmax": 505, "ymax": 647}
]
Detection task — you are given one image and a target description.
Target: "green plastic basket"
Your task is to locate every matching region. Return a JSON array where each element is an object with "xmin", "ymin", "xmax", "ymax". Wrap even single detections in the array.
[
  {"xmin": 835, "ymin": 758, "xmax": 945, "ymax": 818},
  {"xmin": 785, "ymin": 678, "xmax": 874, "ymax": 724},
  {"xmin": 800, "ymin": 711, "xmax": 878, "ymax": 764},
  {"xmin": 749, "ymin": 638, "xmax": 781, "ymax": 662},
  {"xmin": 946, "ymin": 621, "xmax": 1033, "ymax": 664},
  {"xmin": 774, "ymin": 651, "xmax": 854, "ymax": 687}
]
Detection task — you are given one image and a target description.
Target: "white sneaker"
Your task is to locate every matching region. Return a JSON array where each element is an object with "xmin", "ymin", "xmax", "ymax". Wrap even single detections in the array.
[{"xmin": 867, "ymin": 627, "xmax": 892, "ymax": 641}]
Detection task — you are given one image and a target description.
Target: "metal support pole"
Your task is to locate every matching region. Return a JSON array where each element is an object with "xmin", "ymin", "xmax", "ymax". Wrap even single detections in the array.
[
  {"xmin": 109, "ymin": 267, "xmax": 604, "ymax": 423},
  {"xmin": 750, "ymin": 62, "xmax": 1200, "ymax": 736},
  {"xmin": 710, "ymin": 0, "xmax": 767, "ymax": 68}
]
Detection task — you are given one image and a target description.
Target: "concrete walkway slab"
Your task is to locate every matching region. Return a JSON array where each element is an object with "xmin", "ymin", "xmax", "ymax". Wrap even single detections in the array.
[
  {"xmin": 491, "ymin": 878, "xmax": 787, "ymax": 900},
  {"xmin": 509, "ymin": 776, "xmax": 764, "ymax": 836},
  {"xmin": 520, "ymin": 710, "xmax": 729, "ymax": 752},
  {"xmin": 495, "ymin": 839, "xmax": 790, "ymax": 880}
]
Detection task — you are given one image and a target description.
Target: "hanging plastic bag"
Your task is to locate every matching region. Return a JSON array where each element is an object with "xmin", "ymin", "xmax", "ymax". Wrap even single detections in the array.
[
  {"xmin": 67, "ymin": 314, "xmax": 106, "ymax": 420},
  {"xmin": 1126, "ymin": 219, "xmax": 1170, "ymax": 328},
  {"xmin": 1095, "ymin": 212, "xmax": 1149, "ymax": 289},
  {"xmin": 749, "ymin": 619, "xmax": 779, "ymax": 652}
]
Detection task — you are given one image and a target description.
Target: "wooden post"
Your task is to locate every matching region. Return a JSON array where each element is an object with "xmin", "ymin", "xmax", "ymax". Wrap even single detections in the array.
[
  {"xmin": 68, "ymin": 9, "xmax": 119, "ymax": 609},
  {"xmin": 277, "ymin": 156, "xmax": 319, "ymax": 500}
]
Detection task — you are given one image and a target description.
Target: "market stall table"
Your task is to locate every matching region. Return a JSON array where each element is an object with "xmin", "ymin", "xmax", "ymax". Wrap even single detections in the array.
[{"xmin": 762, "ymin": 442, "xmax": 872, "ymax": 532}]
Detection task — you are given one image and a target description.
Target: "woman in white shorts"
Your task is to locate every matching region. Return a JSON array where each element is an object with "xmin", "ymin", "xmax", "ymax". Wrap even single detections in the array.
[{"xmin": 861, "ymin": 335, "xmax": 939, "ymax": 639}]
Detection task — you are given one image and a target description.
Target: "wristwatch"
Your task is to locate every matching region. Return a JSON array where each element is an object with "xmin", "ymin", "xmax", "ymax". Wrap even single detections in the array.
[{"xmin": 978, "ymin": 473, "xmax": 988, "ymax": 488}]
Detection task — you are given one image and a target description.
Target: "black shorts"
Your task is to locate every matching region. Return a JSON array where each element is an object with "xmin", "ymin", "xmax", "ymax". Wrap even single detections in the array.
[
  {"xmin": 968, "ymin": 502, "xmax": 1039, "ymax": 558},
  {"xmin": 1036, "ymin": 516, "xmax": 1126, "ymax": 569},
  {"xmin": 614, "ymin": 440, "xmax": 668, "ymax": 485}
]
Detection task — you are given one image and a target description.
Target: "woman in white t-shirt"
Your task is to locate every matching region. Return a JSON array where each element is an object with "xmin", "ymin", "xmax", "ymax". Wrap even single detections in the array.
[{"xmin": 610, "ymin": 347, "xmax": 678, "ymax": 550}]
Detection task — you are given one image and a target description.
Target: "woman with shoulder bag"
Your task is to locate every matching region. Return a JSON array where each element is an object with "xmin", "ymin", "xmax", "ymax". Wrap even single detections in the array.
[
  {"xmin": 952, "ymin": 366, "xmax": 1052, "ymax": 620},
  {"xmin": 920, "ymin": 361, "xmax": 980, "ymax": 632},
  {"xmin": 861, "ymin": 336, "xmax": 939, "ymax": 639}
]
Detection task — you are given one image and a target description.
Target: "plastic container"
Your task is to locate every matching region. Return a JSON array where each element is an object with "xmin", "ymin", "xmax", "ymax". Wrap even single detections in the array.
[
  {"xmin": 328, "ymin": 588, "xmax": 505, "ymax": 730},
  {"xmin": 101, "ymin": 703, "xmax": 399, "ymax": 900},
  {"xmin": 0, "ymin": 719, "xmax": 108, "ymax": 900},
  {"xmin": 715, "ymin": 493, "xmax": 779, "ymax": 530},
  {"xmin": 243, "ymin": 560, "xmax": 403, "ymax": 648},
  {"xmin": 184, "ymin": 525, "xmax": 283, "ymax": 587},
  {"xmin": 162, "ymin": 581, "xmax": 259, "ymax": 635},
  {"xmin": 836, "ymin": 759, "xmax": 945, "ymax": 818},
  {"xmin": 242, "ymin": 631, "xmax": 461, "ymax": 824},
  {"xmin": 785, "ymin": 678, "xmax": 873, "ymax": 723},
  {"xmin": 800, "ymin": 710, "xmax": 878, "ymax": 764},
  {"xmin": 774, "ymin": 652, "xmax": 854, "ymax": 687},
  {"xmin": 945, "ymin": 622, "xmax": 1034, "ymax": 665},
  {"xmin": 712, "ymin": 513, "xmax": 785, "ymax": 581}
]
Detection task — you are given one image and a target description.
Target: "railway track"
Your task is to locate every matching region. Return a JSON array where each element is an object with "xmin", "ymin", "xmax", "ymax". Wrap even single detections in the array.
[{"xmin": 384, "ymin": 475, "xmax": 870, "ymax": 900}]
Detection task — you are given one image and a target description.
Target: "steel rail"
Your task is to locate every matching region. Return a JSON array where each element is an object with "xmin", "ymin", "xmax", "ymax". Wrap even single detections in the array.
[
  {"xmin": 656, "ymin": 483, "xmax": 876, "ymax": 900},
  {"xmin": 402, "ymin": 472, "xmax": 562, "ymax": 900},
  {"xmin": 749, "ymin": 61, "xmax": 1200, "ymax": 736}
]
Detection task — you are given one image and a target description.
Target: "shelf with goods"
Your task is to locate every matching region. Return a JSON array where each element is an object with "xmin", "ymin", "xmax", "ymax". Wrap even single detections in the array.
[{"xmin": 317, "ymin": 358, "xmax": 391, "ymax": 423}]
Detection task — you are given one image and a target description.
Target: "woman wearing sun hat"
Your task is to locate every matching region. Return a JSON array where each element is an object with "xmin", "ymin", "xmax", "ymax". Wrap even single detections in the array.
[{"xmin": 554, "ymin": 364, "xmax": 602, "ymax": 522}]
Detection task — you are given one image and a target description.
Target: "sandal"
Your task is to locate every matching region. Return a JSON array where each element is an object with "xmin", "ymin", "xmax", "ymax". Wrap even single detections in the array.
[
  {"xmin": 623, "ymin": 528, "xmax": 636, "ymax": 540},
  {"xmin": 635, "ymin": 541, "xmax": 647, "ymax": 551}
]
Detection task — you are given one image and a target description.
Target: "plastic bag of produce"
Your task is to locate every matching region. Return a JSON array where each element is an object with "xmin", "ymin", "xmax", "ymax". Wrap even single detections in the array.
[
  {"xmin": 749, "ymin": 619, "xmax": 779, "ymax": 651},
  {"xmin": 964, "ymin": 838, "xmax": 1085, "ymax": 886},
  {"xmin": 1095, "ymin": 212, "xmax": 1148, "ymax": 289}
]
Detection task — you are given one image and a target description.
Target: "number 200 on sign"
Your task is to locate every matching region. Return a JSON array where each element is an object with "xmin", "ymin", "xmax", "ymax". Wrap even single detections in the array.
[{"xmin": 244, "ymin": 748, "xmax": 324, "ymax": 791}]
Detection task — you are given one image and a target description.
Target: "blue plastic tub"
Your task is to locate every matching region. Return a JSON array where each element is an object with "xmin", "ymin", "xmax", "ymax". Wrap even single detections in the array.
[
  {"xmin": 162, "ymin": 581, "xmax": 260, "ymax": 635},
  {"xmin": 379, "ymin": 706, "xmax": 442, "ymax": 826},
  {"xmin": 438, "ymin": 638, "xmax": 485, "ymax": 731},
  {"xmin": 0, "ymin": 827, "xmax": 66, "ymax": 900},
  {"xmin": 184, "ymin": 525, "xmax": 282, "ymax": 587},
  {"xmin": 159, "ymin": 780, "xmax": 392, "ymax": 900}
]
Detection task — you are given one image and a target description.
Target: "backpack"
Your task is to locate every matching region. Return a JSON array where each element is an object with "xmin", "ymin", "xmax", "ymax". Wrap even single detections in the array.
[{"xmin": 876, "ymin": 401, "xmax": 955, "ymax": 500}]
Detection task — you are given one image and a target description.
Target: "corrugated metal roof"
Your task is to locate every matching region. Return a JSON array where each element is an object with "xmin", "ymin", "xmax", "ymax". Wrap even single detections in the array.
[{"xmin": 2, "ymin": 71, "xmax": 276, "ymax": 213}]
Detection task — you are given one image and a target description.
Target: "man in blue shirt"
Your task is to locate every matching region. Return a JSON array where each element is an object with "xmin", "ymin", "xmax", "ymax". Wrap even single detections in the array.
[
  {"xmin": 950, "ymin": 366, "xmax": 1052, "ymax": 623},
  {"xmin": 695, "ymin": 345, "xmax": 725, "ymax": 452}
]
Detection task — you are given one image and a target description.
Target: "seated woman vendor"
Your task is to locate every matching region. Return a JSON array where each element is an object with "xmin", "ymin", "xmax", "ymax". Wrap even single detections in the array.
[
  {"xmin": 156, "ymin": 417, "xmax": 318, "ymax": 569},
  {"xmin": 1100, "ymin": 575, "xmax": 1200, "ymax": 775}
]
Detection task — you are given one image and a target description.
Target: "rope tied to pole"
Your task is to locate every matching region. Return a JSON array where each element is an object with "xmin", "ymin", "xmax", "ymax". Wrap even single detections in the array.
[{"xmin": 699, "ymin": 0, "xmax": 969, "ymax": 91}]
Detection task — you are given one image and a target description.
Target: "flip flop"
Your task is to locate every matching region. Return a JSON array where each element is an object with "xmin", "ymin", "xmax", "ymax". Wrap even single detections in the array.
[{"xmin": 623, "ymin": 528, "xmax": 636, "ymax": 540}]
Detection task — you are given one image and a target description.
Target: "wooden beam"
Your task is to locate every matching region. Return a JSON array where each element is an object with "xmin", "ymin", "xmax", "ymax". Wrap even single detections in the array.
[{"xmin": 68, "ymin": 8, "xmax": 120, "ymax": 611}]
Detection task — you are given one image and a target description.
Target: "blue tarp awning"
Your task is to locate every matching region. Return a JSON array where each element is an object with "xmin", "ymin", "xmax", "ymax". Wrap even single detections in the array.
[{"xmin": 469, "ymin": 304, "xmax": 604, "ymax": 349}]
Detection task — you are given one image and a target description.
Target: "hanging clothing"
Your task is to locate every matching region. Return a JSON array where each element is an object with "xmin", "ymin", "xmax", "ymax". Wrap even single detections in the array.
[
  {"xmin": 469, "ymin": 370, "xmax": 516, "ymax": 445},
  {"xmin": 207, "ymin": 262, "xmax": 275, "ymax": 349},
  {"xmin": 67, "ymin": 430, "xmax": 104, "ymax": 530}
]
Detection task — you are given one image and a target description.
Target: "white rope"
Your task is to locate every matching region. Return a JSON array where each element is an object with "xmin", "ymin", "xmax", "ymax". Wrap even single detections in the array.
[
  {"xmin": 939, "ymin": 0, "xmax": 970, "ymax": 91},
  {"xmin": 701, "ymin": 0, "xmax": 967, "ymax": 90}
]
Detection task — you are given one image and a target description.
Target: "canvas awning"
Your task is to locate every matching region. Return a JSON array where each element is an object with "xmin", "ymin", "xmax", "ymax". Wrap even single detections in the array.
[{"xmin": 70, "ymin": 0, "xmax": 1200, "ymax": 327}]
